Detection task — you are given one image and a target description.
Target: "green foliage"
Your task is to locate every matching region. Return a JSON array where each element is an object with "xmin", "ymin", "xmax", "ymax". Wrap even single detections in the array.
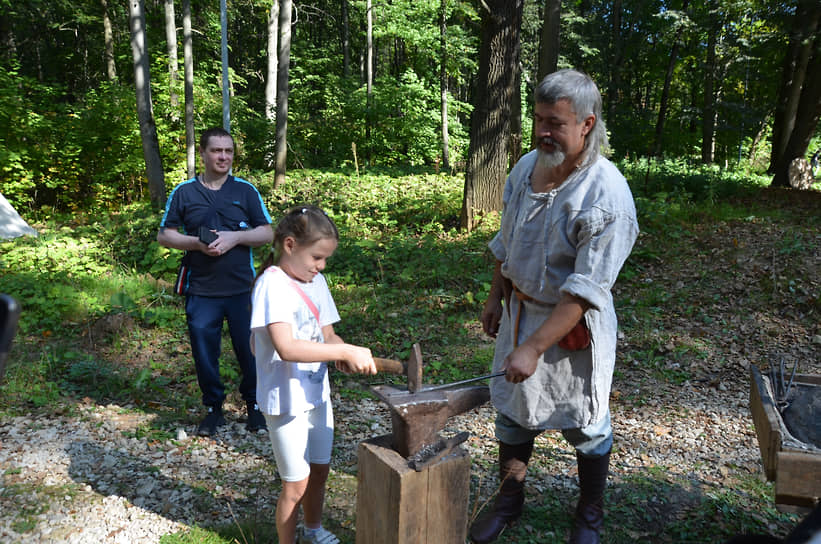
[
  {"xmin": 620, "ymin": 157, "xmax": 770, "ymax": 211},
  {"xmin": 0, "ymin": 66, "xmax": 150, "ymax": 211},
  {"xmin": 2, "ymin": 0, "xmax": 807, "ymax": 211},
  {"xmin": 159, "ymin": 526, "xmax": 238, "ymax": 544},
  {"xmin": 287, "ymin": 66, "xmax": 471, "ymax": 168}
]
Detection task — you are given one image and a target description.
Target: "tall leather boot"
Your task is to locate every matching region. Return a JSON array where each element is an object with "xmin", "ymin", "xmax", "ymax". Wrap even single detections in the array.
[
  {"xmin": 469, "ymin": 440, "xmax": 534, "ymax": 544},
  {"xmin": 568, "ymin": 450, "xmax": 610, "ymax": 544}
]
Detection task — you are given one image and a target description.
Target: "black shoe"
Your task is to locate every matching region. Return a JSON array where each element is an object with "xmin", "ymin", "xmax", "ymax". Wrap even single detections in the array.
[
  {"xmin": 246, "ymin": 402, "xmax": 267, "ymax": 432},
  {"xmin": 197, "ymin": 406, "xmax": 226, "ymax": 436}
]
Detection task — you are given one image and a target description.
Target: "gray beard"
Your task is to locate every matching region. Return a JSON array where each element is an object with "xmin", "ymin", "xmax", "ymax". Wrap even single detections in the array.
[{"xmin": 537, "ymin": 148, "xmax": 566, "ymax": 169}]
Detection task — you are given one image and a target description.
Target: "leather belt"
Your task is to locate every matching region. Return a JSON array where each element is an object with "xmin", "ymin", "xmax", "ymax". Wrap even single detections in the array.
[{"xmin": 511, "ymin": 284, "xmax": 590, "ymax": 350}]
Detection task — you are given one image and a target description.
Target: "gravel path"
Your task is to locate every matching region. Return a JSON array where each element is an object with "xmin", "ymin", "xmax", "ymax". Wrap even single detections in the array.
[{"xmin": 0, "ymin": 367, "xmax": 794, "ymax": 543}]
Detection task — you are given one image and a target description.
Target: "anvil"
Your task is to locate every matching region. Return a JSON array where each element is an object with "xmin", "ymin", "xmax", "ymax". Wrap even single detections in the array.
[{"xmin": 371, "ymin": 383, "xmax": 490, "ymax": 458}]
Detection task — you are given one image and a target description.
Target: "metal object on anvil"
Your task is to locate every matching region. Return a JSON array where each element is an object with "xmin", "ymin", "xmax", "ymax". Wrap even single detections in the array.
[
  {"xmin": 407, "ymin": 431, "xmax": 470, "ymax": 471},
  {"xmin": 414, "ymin": 370, "xmax": 506, "ymax": 393},
  {"xmin": 373, "ymin": 343, "xmax": 424, "ymax": 393},
  {"xmin": 371, "ymin": 383, "xmax": 490, "ymax": 458}
]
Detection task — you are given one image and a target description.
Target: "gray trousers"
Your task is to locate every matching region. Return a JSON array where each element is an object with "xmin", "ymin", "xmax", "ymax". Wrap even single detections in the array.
[{"xmin": 495, "ymin": 409, "xmax": 613, "ymax": 457}]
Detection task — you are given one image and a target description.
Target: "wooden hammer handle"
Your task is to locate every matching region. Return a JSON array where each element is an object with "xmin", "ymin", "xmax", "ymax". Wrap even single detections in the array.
[{"xmin": 373, "ymin": 357, "xmax": 406, "ymax": 375}]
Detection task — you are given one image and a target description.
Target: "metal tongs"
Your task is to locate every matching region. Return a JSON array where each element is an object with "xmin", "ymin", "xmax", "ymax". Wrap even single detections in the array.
[{"xmin": 769, "ymin": 357, "xmax": 798, "ymax": 413}]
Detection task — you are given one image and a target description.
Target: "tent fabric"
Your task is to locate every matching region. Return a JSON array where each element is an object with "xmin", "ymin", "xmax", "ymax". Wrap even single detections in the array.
[{"xmin": 0, "ymin": 193, "xmax": 37, "ymax": 239}]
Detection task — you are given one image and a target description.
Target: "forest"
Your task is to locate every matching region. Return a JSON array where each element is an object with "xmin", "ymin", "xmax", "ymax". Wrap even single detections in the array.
[{"xmin": 1, "ymin": 0, "xmax": 819, "ymax": 215}]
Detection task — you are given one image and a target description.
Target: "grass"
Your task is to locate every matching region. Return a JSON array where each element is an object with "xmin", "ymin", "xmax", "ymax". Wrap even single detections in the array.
[{"xmin": 1, "ymin": 159, "xmax": 819, "ymax": 542}]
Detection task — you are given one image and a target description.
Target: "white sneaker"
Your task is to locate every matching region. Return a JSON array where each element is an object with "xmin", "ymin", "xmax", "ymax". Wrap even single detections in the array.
[{"xmin": 297, "ymin": 525, "xmax": 340, "ymax": 544}]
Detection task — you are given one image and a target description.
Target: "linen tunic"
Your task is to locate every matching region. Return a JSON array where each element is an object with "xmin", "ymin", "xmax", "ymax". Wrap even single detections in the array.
[
  {"xmin": 488, "ymin": 149, "xmax": 638, "ymax": 430},
  {"xmin": 251, "ymin": 266, "xmax": 341, "ymax": 416}
]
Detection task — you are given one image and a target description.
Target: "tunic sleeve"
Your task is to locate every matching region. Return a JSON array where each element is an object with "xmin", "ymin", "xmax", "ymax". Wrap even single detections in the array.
[{"xmin": 561, "ymin": 198, "xmax": 638, "ymax": 311}]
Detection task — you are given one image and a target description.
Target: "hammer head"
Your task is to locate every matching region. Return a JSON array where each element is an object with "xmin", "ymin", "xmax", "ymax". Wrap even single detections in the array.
[{"xmin": 371, "ymin": 384, "xmax": 490, "ymax": 457}]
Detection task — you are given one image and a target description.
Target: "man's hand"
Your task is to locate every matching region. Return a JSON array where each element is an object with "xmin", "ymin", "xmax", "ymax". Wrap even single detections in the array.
[
  {"xmin": 502, "ymin": 343, "xmax": 541, "ymax": 383},
  {"xmin": 203, "ymin": 230, "xmax": 241, "ymax": 257},
  {"xmin": 202, "ymin": 224, "xmax": 273, "ymax": 257},
  {"xmin": 481, "ymin": 295, "xmax": 503, "ymax": 338},
  {"xmin": 481, "ymin": 260, "xmax": 509, "ymax": 338}
]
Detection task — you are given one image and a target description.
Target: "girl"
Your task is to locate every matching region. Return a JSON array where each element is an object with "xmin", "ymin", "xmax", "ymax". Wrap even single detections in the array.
[{"xmin": 251, "ymin": 205, "xmax": 377, "ymax": 544}]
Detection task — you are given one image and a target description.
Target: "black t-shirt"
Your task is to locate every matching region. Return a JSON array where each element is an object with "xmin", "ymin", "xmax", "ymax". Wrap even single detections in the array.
[{"xmin": 160, "ymin": 175, "xmax": 272, "ymax": 296}]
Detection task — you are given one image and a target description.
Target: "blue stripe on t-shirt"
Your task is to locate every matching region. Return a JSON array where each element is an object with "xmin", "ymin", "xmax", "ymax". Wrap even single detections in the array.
[
  {"xmin": 159, "ymin": 177, "xmax": 197, "ymax": 230},
  {"xmin": 235, "ymin": 177, "xmax": 272, "ymax": 224},
  {"xmin": 234, "ymin": 177, "xmax": 271, "ymax": 278}
]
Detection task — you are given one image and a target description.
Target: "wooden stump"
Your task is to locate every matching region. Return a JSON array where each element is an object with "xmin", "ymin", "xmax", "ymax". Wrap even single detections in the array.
[{"xmin": 356, "ymin": 434, "xmax": 470, "ymax": 544}]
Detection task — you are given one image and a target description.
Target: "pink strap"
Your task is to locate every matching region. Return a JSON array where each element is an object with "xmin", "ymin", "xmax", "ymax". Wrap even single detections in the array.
[{"xmin": 270, "ymin": 267, "xmax": 321, "ymax": 323}]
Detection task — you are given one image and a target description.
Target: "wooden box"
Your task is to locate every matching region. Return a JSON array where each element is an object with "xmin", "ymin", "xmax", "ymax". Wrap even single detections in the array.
[
  {"xmin": 749, "ymin": 364, "xmax": 821, "ymax": 513},
  {"xmin": 356, "ymin": 434, "xmax": 470, "ymax": 544}
]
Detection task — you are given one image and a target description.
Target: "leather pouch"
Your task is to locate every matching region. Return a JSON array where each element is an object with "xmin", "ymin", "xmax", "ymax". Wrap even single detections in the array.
[{"xmin": 558, "ymin": 320, "xmax": 591, "ymax": 350}]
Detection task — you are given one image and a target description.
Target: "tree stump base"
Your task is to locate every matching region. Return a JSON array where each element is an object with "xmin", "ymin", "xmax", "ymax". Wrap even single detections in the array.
[{"xmin": 356, "ymin": 434, "xmax": 470, "ymax": 544}]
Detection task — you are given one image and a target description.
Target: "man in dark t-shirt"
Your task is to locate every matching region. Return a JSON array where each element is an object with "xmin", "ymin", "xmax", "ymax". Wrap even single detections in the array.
[{"xmin": 158, "ymin": 128, "xmax": 273, "ymax": 436}]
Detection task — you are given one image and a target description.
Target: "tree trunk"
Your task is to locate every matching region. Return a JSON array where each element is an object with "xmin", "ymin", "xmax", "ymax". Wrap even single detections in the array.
[
  {"xmin": 264, "ymin": 0, "xmax": 279, "ymax": 170},
  {"xmin": 532, "ymin": 0, "xmax": 560, "ymax": 149},
  {"xmin": 366, "ymin": 0, "xmax": 373, "ymax": 157},
  {"xmin": 772, "ymin": 34, "xmax": 821, "ymax": 187},
  {"xmin": 509, "ymin": 4, "xmax": 523, "ymax": 166},
  {"xmin": 701, "ymin": 2, "xmax": 719, "ymax": 164},
  {"xmin": 653, "ymin": 0, "xmax": 689, "ymax": 157},
  {"xmin": 274, "ymin": 0, "xmax": 292, "ymax": 188},
  {"xmin": 164, "ymin": 0, "xmax": 179, "ymax": 109},
  {"xmin": 440, "ymin": 0, "xmax": 450, "ymax": 171},
  {"xmin": 265, "ymin": 0, "xmax": 279, "ymax": 122},
  {"xmin": 606, "ymin": 0, "xmax": 622, "ymax": 123},
  {"xmin": 748, "ymin": 112, "xmax": 771, "ymax": 166},
  {"xmin": 460, "ymin": 0, "xmax": 523, "ymax": 232},
  {"xmin": 537, "ymin": 0, "xmax": 560, "ymax": 82},
  {"xmin": 129, "ymin": 0, "xmax": 166, "ymax": 209},
  {"xmin": 183, "ymin": 0, "xmax": 195, "ymax": 178},
  {"xmin": 220, "ymin": 0, "xmax": 230, "ymax": 131},
  {"xmin": 769, "ymin": 0, "xmax": 820, "ymax": 181},
  {"xmin": 341, "ymin": 0, "xmax": 351, "ymax": 77},
  {"xmin": 101, "ymin": 0, "xmax": 117, "ymax": 81}
]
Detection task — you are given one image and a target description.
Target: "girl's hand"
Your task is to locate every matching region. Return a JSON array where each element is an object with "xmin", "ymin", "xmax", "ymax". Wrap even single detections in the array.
[{"xmin": 341, "ymin": 345, "xmax": 377, "ymax": 375}]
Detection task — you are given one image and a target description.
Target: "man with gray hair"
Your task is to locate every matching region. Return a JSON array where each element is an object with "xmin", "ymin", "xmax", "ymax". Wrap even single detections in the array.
[{"xmin": 469, "ymin": 69, "xmax": 639, "ymax": 544}]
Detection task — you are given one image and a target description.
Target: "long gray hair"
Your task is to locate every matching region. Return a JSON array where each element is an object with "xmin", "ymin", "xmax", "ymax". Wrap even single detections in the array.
[{"xmin": 534, "ymin": 69, "xmax": 609, "ymax": 162}]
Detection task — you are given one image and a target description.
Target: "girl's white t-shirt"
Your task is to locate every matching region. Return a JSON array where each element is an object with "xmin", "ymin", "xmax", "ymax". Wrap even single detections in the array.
[{"xmin": 251, "ymin": 266, "xmax": 341, "ymax": 416}]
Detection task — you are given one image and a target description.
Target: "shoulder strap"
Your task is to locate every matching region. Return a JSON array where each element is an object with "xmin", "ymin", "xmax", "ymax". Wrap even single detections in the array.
[{"xmin": 270, "ymin": 267, "xmax": 321, "ymax": 323}]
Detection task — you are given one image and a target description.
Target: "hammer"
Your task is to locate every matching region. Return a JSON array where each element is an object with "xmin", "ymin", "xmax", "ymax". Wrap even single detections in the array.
[{"xmin": 373, "ymin": 342, "xmax": 424, "ymax": 393}]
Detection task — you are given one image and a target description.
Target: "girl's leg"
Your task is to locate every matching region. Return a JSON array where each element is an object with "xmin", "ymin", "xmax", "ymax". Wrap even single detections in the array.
[
  {"xmin": 277, "ymin": 477, "xmax": 309, "ymax": 543},
  {"xmin": 301, "ymin": 463, "xmax": 330, "ymax": 529},
  {"xmin": 265, "ymin": 412, "xmax": 312, "ymax": 543},
  {"xmin": 302, "ymin": 399, "xmax": 335, "ymax": 530}
]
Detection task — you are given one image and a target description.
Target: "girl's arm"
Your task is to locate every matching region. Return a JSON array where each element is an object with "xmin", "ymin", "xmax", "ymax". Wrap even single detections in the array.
[
  {"xmin": 322, "ymin": 325, "xmax": 370, "ymax": 375},
  {"xmin": 267, "ymin": 322, "xmax": 377, "ymax": 375}
]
